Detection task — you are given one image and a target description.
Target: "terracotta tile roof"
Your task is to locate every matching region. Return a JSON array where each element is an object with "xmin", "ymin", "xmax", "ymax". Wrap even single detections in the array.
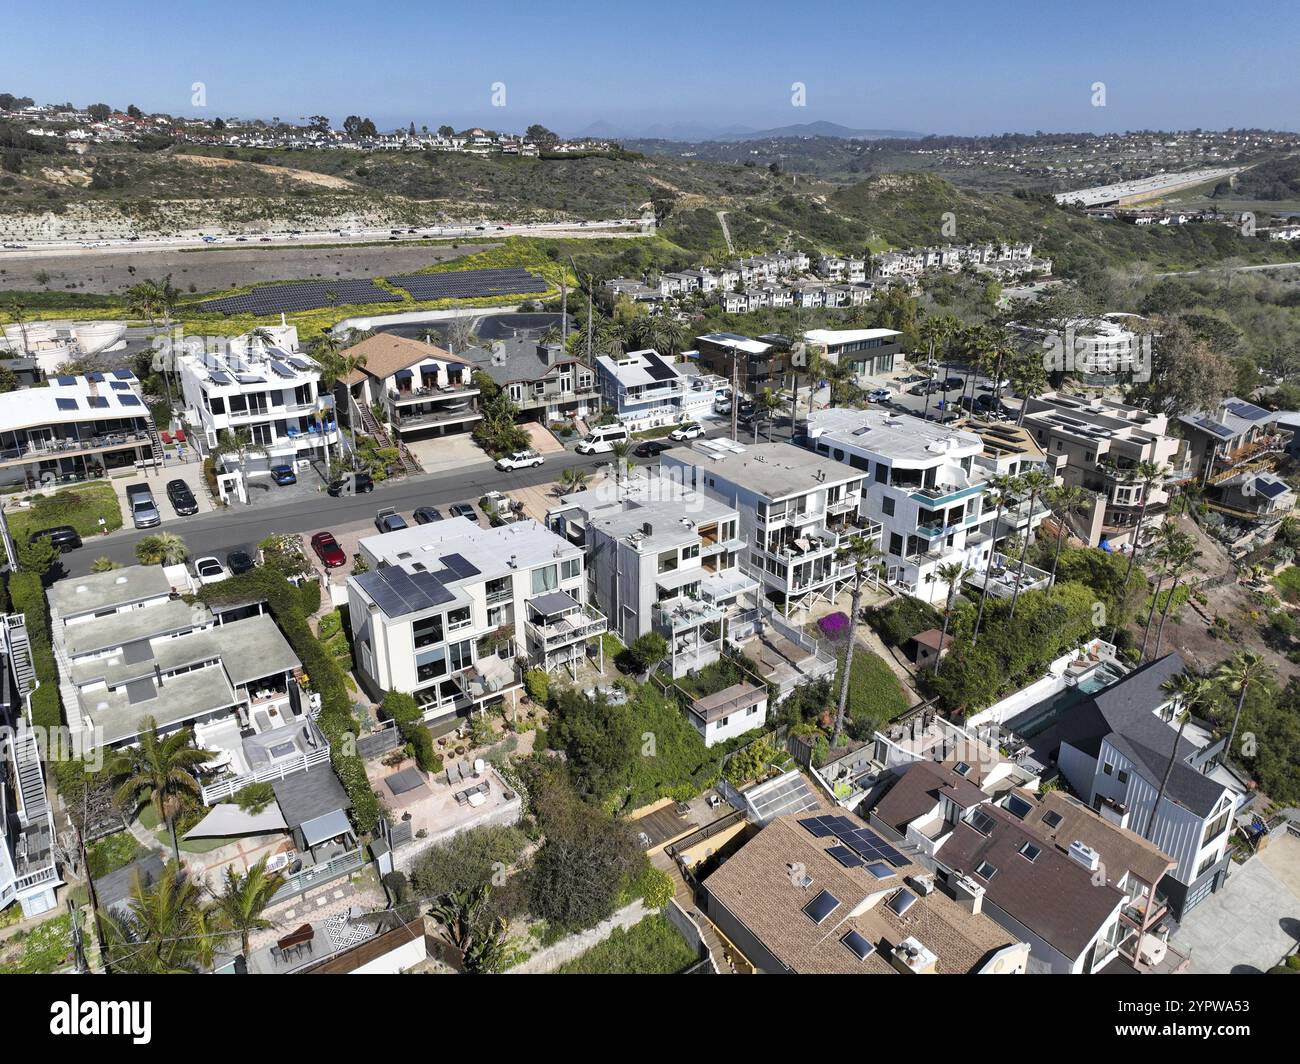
[
  {"xmin": 340, "ymin": 333, "xmax": 469, "ymax": 386},
  {"xmin": 702, "ymin": 814, "xmax": 1017, "ymax": 974}
]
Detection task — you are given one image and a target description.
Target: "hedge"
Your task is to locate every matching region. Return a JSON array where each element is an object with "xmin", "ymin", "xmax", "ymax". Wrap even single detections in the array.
[
  {"xmin": 381, "ymin": 689, "xmax": 440, "ymax": 773},
  {"xmin": 198, "ymin": 569, "xmax": 381, "ymax": 831}
]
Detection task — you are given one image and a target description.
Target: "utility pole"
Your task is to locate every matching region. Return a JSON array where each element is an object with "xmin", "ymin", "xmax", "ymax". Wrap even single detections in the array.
[
  {"xmin": 560, "ymin": 279, "xmax": 568, "ymax": 346},
  {"xmin": 730, "ymin": 350, "xmax": 739, "ymax": 443}
]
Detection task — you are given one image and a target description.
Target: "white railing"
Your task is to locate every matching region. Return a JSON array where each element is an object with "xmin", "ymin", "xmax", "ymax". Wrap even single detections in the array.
[{"xmin": 200, "ymin": 745, "xmax": 331, "ymax": 805}]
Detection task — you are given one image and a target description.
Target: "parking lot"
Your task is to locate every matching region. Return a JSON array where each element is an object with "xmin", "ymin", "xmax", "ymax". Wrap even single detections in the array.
[{"xmin": 851, "ymin": 364, "xmax": 1022, "ymax": 425}]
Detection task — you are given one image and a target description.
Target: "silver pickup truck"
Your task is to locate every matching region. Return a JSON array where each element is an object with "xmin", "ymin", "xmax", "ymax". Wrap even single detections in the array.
[{"xmin": 126, "ymin": 484, "xmax": 161, "ymax": 529}]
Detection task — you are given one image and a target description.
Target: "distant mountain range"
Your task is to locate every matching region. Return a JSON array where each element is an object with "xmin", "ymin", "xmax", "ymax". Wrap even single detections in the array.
[{"xmin": 568, "ymin": 119, "xmax": 925, "ymax": 142}]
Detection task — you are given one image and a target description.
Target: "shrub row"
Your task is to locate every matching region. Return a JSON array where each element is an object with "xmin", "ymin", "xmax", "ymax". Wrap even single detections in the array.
[{"xmin": 380, "ymin": 689, "xmax": 440, "ymax": 773}]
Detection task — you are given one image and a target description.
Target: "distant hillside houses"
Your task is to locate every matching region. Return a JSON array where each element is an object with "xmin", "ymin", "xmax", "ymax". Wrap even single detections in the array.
[{"xmin": 603, "ymin": 240, "xmax": 1049, "ymax": 316}]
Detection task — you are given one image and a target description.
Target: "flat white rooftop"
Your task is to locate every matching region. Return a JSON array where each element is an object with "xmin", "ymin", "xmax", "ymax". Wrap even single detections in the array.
[{"xmin": 808, "ymin": 408, "xmax": 982, "ymax": 466}]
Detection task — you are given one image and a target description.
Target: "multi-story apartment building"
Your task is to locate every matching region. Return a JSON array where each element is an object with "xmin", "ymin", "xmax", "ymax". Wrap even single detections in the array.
[
  {"xmin": 1012, "ymin": 312, "xmax": 1146, "ymax": 383},
  {"xmin": 463, "ymin": 338, "xmax": 598, "ymax": 423},
  {"xmin": 1022, "ymin": 392, "xmax": 1182, "ymax": 551},
  {"xmin": 340, "ymin": 332, "xmax": 481, "ymax": 441},
  {"xmin": 815, "ymin": 255, "xmax": 867, "ymax": 283},
  {"xmin": 0, "ymin": 370, "xmax": 158, "ymax": 492},
  {"xmin": 1049, "ymin": 653, "xmax": 1244, "ymax": 920},
  {"xmin": 804, "ymin": 408, "xmax": 1050, "ymax": 602},
  {"xmin": 178, "ymin": 324, "xmax": 338, "ymax": 474},
  {"xmin": 660, "ymin": 440, "xmax": 868, "ymax": 617},
  {"xmin": 0, "ymin": 612, "xmax": 60, "ymax": 917},
  {"xmin": 802, "ymin": 328, "xmax": 902, "ymax": 385},
  {"xmin": 596, "ymin": 348, "xmax": 687, "ymax": 430},
  {"xmin": 546, "ymin": 478, "xmax": 757, "ymax": 676},
  {"xmin": 47, "ymin": 564, "xmax": 319, "ymax": 806},
  {"xmin": 348, "ymin": 519, "xmax": 604, "ymax": 727},
  {"xmin": 694, "ymin": 333, "xmax": 783, "ymax": 395}
]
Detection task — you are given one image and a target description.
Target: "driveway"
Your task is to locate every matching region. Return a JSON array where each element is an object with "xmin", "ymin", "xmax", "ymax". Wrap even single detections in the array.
[
  {"xmin": 1173, "ymin": 832, "xmax": 1300, "ymax": 973},
  {"xmin": 406, "ymin": 433, "xmax": 494, "ymax": 476}
]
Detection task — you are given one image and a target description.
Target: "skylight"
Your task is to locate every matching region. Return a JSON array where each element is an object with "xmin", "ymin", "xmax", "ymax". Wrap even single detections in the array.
[
  {"xmin": 975, "ymin": 861, "xmax": 998, "ymax": 880},
  {"xmin": 803, "ymin": 889, "xmax": 840, "ymax": 925}
]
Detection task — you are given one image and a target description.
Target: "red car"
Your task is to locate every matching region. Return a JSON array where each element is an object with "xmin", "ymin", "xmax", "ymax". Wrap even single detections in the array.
[{"xmin": 310, "ymin": 531, "xmax": 347, "ymax": 569}]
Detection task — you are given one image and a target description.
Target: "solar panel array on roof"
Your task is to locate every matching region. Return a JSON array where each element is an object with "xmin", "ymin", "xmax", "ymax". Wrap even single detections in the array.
[
  {"xmin": 117, "ymin": 394, "xmax": 143, "ymax": 407},
  {"xmin": 270, "ymin": 360, "xmax": 296, "ymax": 379},
  {"xmin": 1225, "ymin": 400, "xmax": 1270, "ymax": 421},
  {"xmin": 197, "ymin": 279, "xmax": 394, "ymax": 316},
  {"xmin": 798, "ymin": 814, "xmax": 910, "ymax": 867},
  {"xmin": 87, "ymin": 396, "xmax": 109, "ymax": 408},
  {"xmin": 112, "ymin": 369, "xmax": 134, "ymax": 380},
  {"xmin": 56, "ymin": 375, "xmax": 77, "ymax": 386},
  {"xmin": 288, "ymin": 357, "xmax": 316, "ymax": 371},
  {"xmin": 357, "ymin": 565, "xmax": 455, "ymax": 618},
  {"xmin": 642, "ymin": 351, "xmax": 678, "ymax": 382},
  {"xmin": 1191, "ymin": 415, "xmax": 1235, "ymax": 440},
  {"xmin": 827, "ymin": 845, "xmax": 864, "ymax": 869},
  {"xmin": 208, "ymin": 371, "xmax": 234, "ymax": 386},
  {"xmin": 386, "ymin": 268, "xmax": 547, "ymax": 302},
  {"xmin": 55, "ymin": 397, "xmax": 78, "ymax": 411},
  {"xmin": 110, "ymin": 380, "xmax": 130, "ymax": 390},
  {"xmin": 1255, "ymin": 477, "xmax": 1290, "ymax": 500}
]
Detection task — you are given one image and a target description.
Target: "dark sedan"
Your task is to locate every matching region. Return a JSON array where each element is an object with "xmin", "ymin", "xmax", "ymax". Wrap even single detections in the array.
[
  {"xmin": 166, "ymin": 479, "xmax": 199, "ymax": 516},
  {"xmin": 414, "ymin": 506, "xmax": 444, "ymax": 524}
]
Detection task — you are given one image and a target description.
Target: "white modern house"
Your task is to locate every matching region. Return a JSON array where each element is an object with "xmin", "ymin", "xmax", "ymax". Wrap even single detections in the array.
[
  {"xmin": 47, "ymin": 564, "xmax": 322, "ymax": 806},
  {"xmin": 660, "ymin": 439, "xmax": 869, "ymax": 617},
  {"xmin": 802, "ymin": 328, "xmax": 902, "ymax": 385},
  {"xmin": 688, "ymin": 683, "xmax": 768, "ymax": 746},
  {"xmin": 348, "ymin": 519, "xmax": 604, "ymax": 727},
  {"xmin": 596, "ymin": 349, "xmax": 688, "ymax": 431},
  {"xmin": 0, "ymin": 370, "xmax": 159, "ymax": 492},
  {"xmin": 805, "ymin": 408, "xmax": 1050, "ymax": 602},
  {"xmin": 547, "ymin": 477, "xmax": 757, "ymax": 676},
  {"xmin": 177, "ymin": 324, "xmax": 338, "ymax": 476}
]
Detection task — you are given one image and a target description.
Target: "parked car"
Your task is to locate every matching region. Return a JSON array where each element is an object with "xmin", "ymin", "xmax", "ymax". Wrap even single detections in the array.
[
  {"xmin": 633, "ymin": 439, "xmax": 671, "ymax": 459},
  {"xmin": 669, "ymin": 422, "xmax": 703, "ymax": 441},
  {"xmin": 126, "ymin": 484, "xmax": 161, "ymax": 529},
  {"xmin": 327, "ymin": 471, "xmax": 374, "ymax": 496},
  {"xmin": 166, "ymin": 479, "xmax": 198, "ymax": 516},
  {"xmin": 270, "ymin": 464, "xmax": 298, "ymax": 485},
  {"xmin": 495, "ymin": 449, "xmax": 545, "ymax": 471},
  {"xmin": 375, "ymin": 507, "xmax": 408, "ymax": 534},
  {"xmin": 30, "ymin": 525, "xmax": 81, "ymax": 552},
  {"xmin": 448, "ymin": 503, "xmax": 478, "ymax": 522},
  {"xmin": 310, "ymin": 532, "xmax": 347, "ymax": 568},
  {"xmin": 942, "ymin": 376, "xmax": 964, "ymax": 391},
  {"xmin": 226, "ymin": 549, "xmax": 256, "ymax": 575},
  {"xmin": 575, "ymin": 424, "xmax": 630, "ymax": 455},
  {"xmin": 413, "ymin": 506, "xmax": 444, "ymax": 524},
  {"xmin": 865, "ymin": 388, "xmax": 891, "ymax": 403},
  {"xmin": 193, "ymin": 556, "xmax": 229, "ymax": 585}
]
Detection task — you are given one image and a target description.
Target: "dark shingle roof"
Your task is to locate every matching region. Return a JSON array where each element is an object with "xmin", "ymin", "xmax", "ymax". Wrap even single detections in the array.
[{"xmin": 272, "ymin": 767, "xmax": 351, "ymax": 829}]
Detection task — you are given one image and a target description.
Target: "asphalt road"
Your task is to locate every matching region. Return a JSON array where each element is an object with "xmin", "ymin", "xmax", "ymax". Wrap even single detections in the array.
[{"xmin": 54, "ymin": 423, "xmax": 760, "ymax": 578}]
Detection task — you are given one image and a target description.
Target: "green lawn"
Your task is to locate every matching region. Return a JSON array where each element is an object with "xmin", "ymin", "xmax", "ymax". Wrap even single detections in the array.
[
  {"xmin": 555, "ymin": 914, "xmax": 699, "ymax": 974},
  {"xmin": 836, "ymin": 645, "xmax": 911, "ymax": 730},
  {"xmin": 86, "ymin": 831, "xmax": 146, "ymax": 879},
  {"xmin": 7, "ymin": 481, "xmax": 123, "ymax": 541},
  {"xmin": 137, "ymin": 806, "xmax": 228, "ymax": 854},
  {"xmin": 1275, "ymin": 566, "xmax": 1300, "ymax": 603},
  {"xmin": 0, "ymin": 913, "xmax": 77, "ymax": 974}
]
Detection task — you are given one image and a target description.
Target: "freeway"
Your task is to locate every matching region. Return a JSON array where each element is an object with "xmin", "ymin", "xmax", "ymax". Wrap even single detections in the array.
[
  {"xmin": 0, "ymin": 217, "xmax": 647, "ymax": 258},
  {"xmin": 52, "ymin": 422, "xmax": 760, "ymax": 579},
  {"xmin": 1053, "ymin": 166, "xmax": 1243, "ymax": 207}
]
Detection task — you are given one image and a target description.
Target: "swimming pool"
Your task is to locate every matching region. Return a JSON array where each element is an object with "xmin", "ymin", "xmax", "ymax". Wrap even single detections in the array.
[{"xmin": 1005, "ymin": 663, "xmax": 1128, "ymax": 739}]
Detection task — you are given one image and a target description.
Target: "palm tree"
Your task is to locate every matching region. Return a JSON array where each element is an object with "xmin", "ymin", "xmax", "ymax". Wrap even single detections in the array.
[
  {"xmin": 932, "ymin": 561, "xmax": 966, "ymax": 674},
  {"xmin": 1045, "ymin": 484, "xmax": 1088, "ymax": 587},
  {"xmin": 243, "ymin": 326, "xmax": 274, "ymax": 355},
  {"xmin": 5, "ymin": 298, "xmax": 30, "ymax": 355},
  {"xmin": 1151, "ymin": 536, "xmax": 1200, "ymax": 661},
  {"xmin": 559, "ymin": 466, "xmax": 589, "ymax": 495},
  {"xmin": 429, "ymin": 884, "xmax": 509, "ymax": 974},
  {"xmin": 1138, "ymin": 527, "xmax": 1181, "ymax": 662},
  {"xmin": 824, "ymin": 360, "xmax": 857, "ymax": 409},
  {"xmin": 110, "ymin": 717, "xmax": 214, "ymax": 862},
  {"xmin": 610, "ymin": 440, "xmax": 632, "ymax": 500},
  {"xmin": 756, "ymin": 387, "xmax": 781, "ymax": 441},
  {"xmin": 1118, "ymin": 461, "xmax": 1168, "ymax": 598},
  {"xmin": 972, "ymin": 474, "xmax": 1021, "ymax": 644},
  {"xmin": 831, "ymin": 535, "xmax": 884, "ymax": 748},
  {"xmin": 1143, "ymin": 673, "xmax": 1215, "ymax": 841},
  {"xmin": 100, "ymin": 860, "xmax": 219, "ymax": 974},
  {"xmin": 209, "ymin": 855, "xmax": 284, "ymax": 959},
  {"xmin": 134, "ymin": 531, "xmax": 188, "ymax": 566},
  {"xmin": 917, "ymin": 316, "xmax": 948, "ymax": 421},
  {"xmin": 1008, "ymin": 469, "xmax": 1052, "ymax": 620},
  {"xmin": 655, "ymin": 318, "xmax": 690, "ymax": 358},
  {"xmin": 1214, "ymin": 650, "xmax": 1266, "ymax": 768}
]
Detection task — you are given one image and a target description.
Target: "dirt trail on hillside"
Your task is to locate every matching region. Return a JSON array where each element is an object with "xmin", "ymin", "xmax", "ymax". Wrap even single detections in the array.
[{"xmin": 176, "ymin": 152, "xmax": 358, "ymax": 190}]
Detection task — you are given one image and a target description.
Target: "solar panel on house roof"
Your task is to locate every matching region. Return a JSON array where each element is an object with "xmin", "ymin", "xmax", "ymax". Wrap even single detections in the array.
[
  {"xmin": 117, "ymin": 394, "xmax": 142, "ymax": 407},
  {"xmin": 87, "ymin": 396, "xmax": 109, "ymax": 408},
  {"xmin": 827, "ymin": 846, "xmax": 865, "ymax": 869},
  {"xmin": 1255, "ymin": 478, "xmax": 1289, "ymax": 500},
  {"xmin": 642, "ymin": 352, "xmax": 677, "ymax": 382},
  {"xmin": 55, "ymin": 375, "xmax": 76, "ymax": 386},
  {"xmin": 209, "ymin": 371, "xmax": 234, "ymax": 385},
  {"xmin": 358, "ymin": 565, "xmax": 455, "ymax": 618},
  {"xmin": 830, "ymin": 822, "xmax": 909, "ymax": 867},
  {"xmin": 112, "ymin": 369, "xmax": 133, "ymax": 379},
  {"xmin": 55, "ymin": 397, "xmax": 78, "ymax": 411},
  {"xmin": 1225, "ymin": 400, "xmax": 1270, "ymax": 421},
  {"xmin": 968, "ymin": 809, "xmax": 997, "ymax": 837},
  {"xmin": 1192, "ymin": 416, "xmax": 1235, "ymax": 440},
  {"xmin": 798, "ymin": 816, "xmax": 836, "ymax": 838},
  {"xmin": 270, "ymin": 360, "xmax": 296, "ymax": 379},
  {"xmin": 109, "ymin": 381, "xmax": 130, "ymax": 390},
  {"xmin": 288, "ymin": 357, "xmax": 315, "ymax": 371}
]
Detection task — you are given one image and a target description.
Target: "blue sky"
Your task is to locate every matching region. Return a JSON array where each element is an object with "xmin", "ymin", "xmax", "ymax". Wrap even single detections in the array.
[{"xmin": 6, "ymin": 0, "xmax": 1299, "ymax": 136}]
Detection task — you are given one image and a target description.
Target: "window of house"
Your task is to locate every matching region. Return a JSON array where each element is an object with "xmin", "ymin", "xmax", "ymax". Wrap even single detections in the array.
[
  {"xmin": 682, "ymin": 543, "xmax": 700, "ymax": 561},
  {"xmin": 531, "ymin": 565, "xmax": 558, "ymax": 595},
  {"xmin": 1202, "ymin": 808, "xmax": 1231, "ymax": 846},
  {"xmin": 561, "ymin": 557, "xmax": 581, "ymax": 581},
  {"xmin": 658, "ymin": 550, "xmax": 679, "ymax": 574},
  {"xmin": 446, "ymin": 639, "xmax": 472, "ymax": 672},
  {"xmin": 889, "ymin": 533, "xmax": 903, "ymax": 556},
  {"xmin": 1196, "ymin": 852, "xmax": 1219, "ymax": 879},
  {"xmin": 1117, "ymin": 769, "xmax": 1129, "ymax": 784},
  {"xmin": 882, "ymin": 496, "xmax": 895, "ymax": 517},
  {"xmin": 1102, "ymin": 761, "xmax": 1114, "ymax": 775},
  {"xmin": 447, "ymin": 606, "xmax": 472, "ymax": 632},
  {"xmin": 413, "ymin": 614, "xmax": 444, "ymax": 648}
]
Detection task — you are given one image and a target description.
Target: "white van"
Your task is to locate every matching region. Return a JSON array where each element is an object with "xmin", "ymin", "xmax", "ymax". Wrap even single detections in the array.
[{"xmin": 576, "ymin": 424, "xmax": 630, "ymax": 454}]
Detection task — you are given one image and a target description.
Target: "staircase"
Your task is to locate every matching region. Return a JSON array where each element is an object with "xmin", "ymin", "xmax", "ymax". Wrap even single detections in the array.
[
  {"xmin": 4, "ymin": 614, "xmax": 35, "ymax": 696},
  {"xmin": 354, "ymin": 399, "xmax": 421, "ymax": 476},
  {"xmin": 11, "ymin": 722, "xmax": 48, "ymax": 826},
  {"xmin": 143, "ymin": 415, "xmax": 165, "ymax": 466}
]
